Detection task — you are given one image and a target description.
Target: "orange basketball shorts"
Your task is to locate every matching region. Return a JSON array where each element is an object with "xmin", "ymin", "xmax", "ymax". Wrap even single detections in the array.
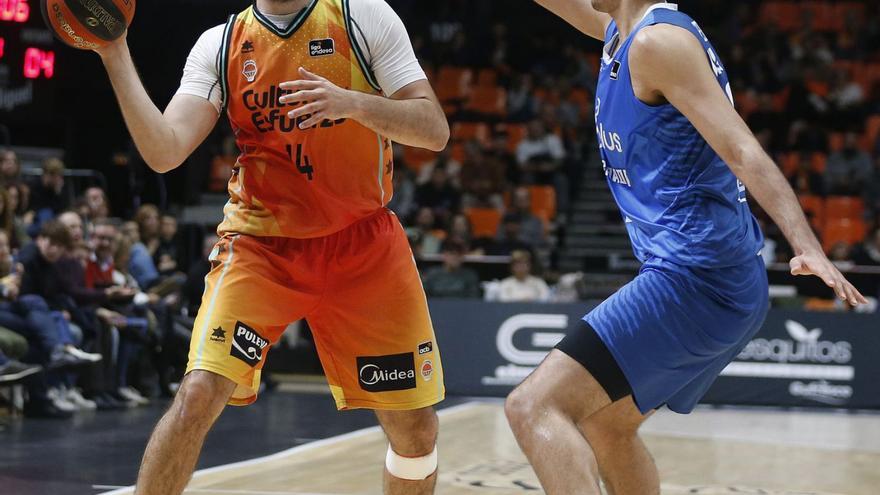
[{"xmin": 186, "ymin": 209, "xmax": 444, "ymax": 410}]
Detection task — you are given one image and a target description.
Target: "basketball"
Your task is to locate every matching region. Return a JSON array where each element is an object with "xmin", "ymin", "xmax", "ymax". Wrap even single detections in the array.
[{"xmin": 40, "ymin": 0, "xmax": 136, "ymax": 50}]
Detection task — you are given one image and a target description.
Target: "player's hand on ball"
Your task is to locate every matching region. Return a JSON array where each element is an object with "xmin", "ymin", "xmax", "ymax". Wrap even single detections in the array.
[
  {"xmin": 790, "ymin": 251, "xmax": 867, "ymax": 306},
  {"xmin": 280, "ymin": 67, "xmax": 358, "ymax": 129}
]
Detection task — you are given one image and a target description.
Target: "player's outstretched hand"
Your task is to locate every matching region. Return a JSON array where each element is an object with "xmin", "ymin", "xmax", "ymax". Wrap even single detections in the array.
[
  {"xmin": 790, "ymin": 251, "xmax": 868, "ymax": 306},
  {"xmin": 280, "ymin": 67, "xmax": 359, "ymax": 129}
]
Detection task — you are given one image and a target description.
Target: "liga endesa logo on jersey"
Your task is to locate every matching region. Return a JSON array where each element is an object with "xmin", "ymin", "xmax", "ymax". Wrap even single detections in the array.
[{"xmin": 357, "ymin": 353, "xmax": 417, "ymax": 392}]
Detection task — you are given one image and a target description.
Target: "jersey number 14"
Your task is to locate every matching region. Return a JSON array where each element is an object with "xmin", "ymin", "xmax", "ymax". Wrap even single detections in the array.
[{"xmin": 286, "ymin": 144, "xmax": 315, "ymax": 181}]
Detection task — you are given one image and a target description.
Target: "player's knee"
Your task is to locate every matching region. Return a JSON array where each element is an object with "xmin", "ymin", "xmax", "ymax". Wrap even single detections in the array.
[
  {"xmin": 581, "ymin": 416, "xmax": 640, "ymax": 448},
  {"xmin": 171, "ymin": 372, "xmax": 232, "ymax": 426},
  {"xmin": 505, "ymin": 385, "xmax": 540, "ymax": 434},
  {"xmin": 381, "ymin": 408, "xmax": 438, "ymax": 456}
]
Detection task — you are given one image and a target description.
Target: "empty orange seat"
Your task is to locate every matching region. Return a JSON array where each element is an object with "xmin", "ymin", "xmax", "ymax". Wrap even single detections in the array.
[
  {"xmin": 466, "ymin": 207, "xmax": 502, "ymax": 238},
  {"xmin": 465, "ymin": 86, "xmax": 506, "ymax": 116},
  {"xmin": 436, "ymin": 67, "xmax": 473, "ymax": 102},
  {"xmin": 779, "ymin": 152, "xmax": 799, "ymax": 176},
  {"xmin": 402, "ymin": 147, "xmax": 437, "ymax": 171},
  {"xmin": 505, "ymin": 124, "xmax": 528, "ymax": 152},
  {"xmin": 451, "ymin": 122, "xmax": 490, "ymax": 144},
  {"xmin": 822, "ymin": 218, "xmax": 867, "ymax": 252},
  {"xmin": 528, "ymin": 185, "xmax": 557, "ymax": 221},
  {"xmin": 825, "ymin": 196, "xmax": 864, "ymax": 220},
  {"xmin": 476, "ymin": 69, "xmax": 498, "ymax": 88},
  {"xmin": 799, "ymin": 195, "xmax": 825, "ymax": 230}
]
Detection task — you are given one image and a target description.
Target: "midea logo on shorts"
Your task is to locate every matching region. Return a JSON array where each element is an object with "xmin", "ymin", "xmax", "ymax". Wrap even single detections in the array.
[
  {"xmin": 737, "ymin": 320, "xmax": 852, "ymax": 364},
  {"xmin": 359, "ymin": 364, "xmax": 414, "ymax": 385}
]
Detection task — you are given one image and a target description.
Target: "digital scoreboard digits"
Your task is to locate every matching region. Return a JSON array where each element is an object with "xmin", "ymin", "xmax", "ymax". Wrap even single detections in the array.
[{"xmin": 1, "ymin": 0, "xmax": 57, "ymax": 117}]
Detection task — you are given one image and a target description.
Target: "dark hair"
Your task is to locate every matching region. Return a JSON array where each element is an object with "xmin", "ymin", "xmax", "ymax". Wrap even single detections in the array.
[
  {"xmin": 441, "ymin": 239, "xmax": 468, "ymax": 254},
  {"xmin": 39, "ymin": 220, "xmax": 74, "ymax": 250}
]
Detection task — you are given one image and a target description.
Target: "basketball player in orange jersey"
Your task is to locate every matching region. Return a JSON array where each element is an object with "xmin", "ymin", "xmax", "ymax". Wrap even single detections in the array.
[{"xmin": 94, "ymin": 0, "xmax": 449, "ymax": 493}]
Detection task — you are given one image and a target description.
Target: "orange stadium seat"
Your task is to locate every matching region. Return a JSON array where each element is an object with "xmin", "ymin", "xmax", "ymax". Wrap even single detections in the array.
[
  {"xmin": 865, "ymin": 115, "xmax": 880, "ymax": 149},
  {"xmin": 822, "ymin": 218, "xmax": 867, "ymax": 252},
  {"xmin": 799, "ymin": 195, "xmax": 825, "ymax": 230},
  {"xmin": 402, "ymin": 147, "xmax": 436, "ymax": 171},
  {"xmin": 810, "ymin": 153, "xmax": 827, "ymax": 174},
  {"xmin": 436, "ymin": 66, "xmax": 473, "ymax": 103},
  {"xmin": 505, "ymin": 124, "xmax": 528, "ymax": 153},
  {"xmin": 528, "ymin": 185, "xmax": 557, "ymax": 222},
  {"xmin": 825, "ymin": 196, "xmax": 864, "ymax": 221},
  {"xmin": 451, "ymin": 122, "xmax": 490, "ymax": 144},
  {"xmin": 466, "ymin": 86, "xmax": 507, "ymax": 116},
  {"xmin": 476, "ymin": 69, "xmax": 498, "ymax": 88},
  {"xmin": 760, "ymin": 2, "xmax": 800, "ymax": 31},
  {"xmin": 450, "ymin": 142, "xmax": 466, "ymax": 163},
  {"xmin": 466, "ymin": 207, "xmax": 502, "ymax": 238}
]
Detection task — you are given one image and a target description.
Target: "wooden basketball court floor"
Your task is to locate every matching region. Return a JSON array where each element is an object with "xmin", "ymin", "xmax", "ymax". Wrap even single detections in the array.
[{"xmin": 96, "ymin": 399, "xmax": 880, "ymax": 495}]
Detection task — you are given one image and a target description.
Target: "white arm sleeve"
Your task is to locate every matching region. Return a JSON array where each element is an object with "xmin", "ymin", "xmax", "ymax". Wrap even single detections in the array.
[
  {"xmin": 350, "ymin": 0, "xmax": 427, "ymax": 96},
  {"xmin": 175, "ymin": 24, "xmax": 225, "ymax": 114}
]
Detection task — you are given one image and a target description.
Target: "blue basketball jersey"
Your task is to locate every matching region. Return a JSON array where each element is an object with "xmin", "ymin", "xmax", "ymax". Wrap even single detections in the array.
[{"xmin": 595, "ymin": 3, "xmax": 764, "ymax": 268}]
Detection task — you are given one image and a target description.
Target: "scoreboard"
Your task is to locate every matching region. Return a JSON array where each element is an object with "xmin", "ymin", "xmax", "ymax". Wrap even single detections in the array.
[{"xmin": 1, "ymin": 0, "xmax": 57, "ymax": 119}]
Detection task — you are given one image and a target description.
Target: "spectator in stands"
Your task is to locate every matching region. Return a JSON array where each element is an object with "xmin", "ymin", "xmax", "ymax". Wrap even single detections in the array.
[
  {"xmin": 6, "ymin": 225, "xmax": 100, "ymax": 372},
  {"xmin": 788, "ymin": 152, "xmax": 824, "ymax": 196},
  {"xmin": 0, "ymin": 149, "xmax": 21, "ymax": 185},
  {"xmin": 500, "ymin": 187, "xmax": 547, "ymax": 247},
  {"xmin": 155, "ymin": 214, "xmax": 180, "ymax": 275},
  {"xmin": 387, "ymin": 148, "xmax": 417, "ymax": 222},
  {"xmin": 488, "ymin": 213, "xmax": 537, "ymax": 256},
  {"xmin": 183, "ymin": 233, "xmax": 218, "ymax": 316},
  {"xmin": 825, "ymin": 132, "xmax": 873, "ymax": 195},
  {"xmin": 865, "ymin": 155, "xmax": 880, "ymax": 221},
  {"xmin": 507, "ymin": 75, "xmax": 538, "ymax": 122},
  {"xmin": 422, "ymin": 241, "xmax": 480, "ymax": 299},
  {"xmin": 6, "ymin": 183, "xmax": 31, "ymax": 248},
  {"xmin": 446, "ymin": 213, "xmax": 475, "ymax": 251},
  {"xmin": 29, "ymin": 158, "xmax": 70, "ymax": 222},
  {"xmin": 406, "ymin": 207, "xmax": 444, "ymax": 257},
  {"xmin": 747, "ymin": 94, "xmax": 785, "ymax": 152},
  {"xmin": 84, "ymin": 186, "xmax": 110, "ymax": 222},
  {"xmin": 516, "ymin": 120, "xmax": 568, "ymax": 213},
  {"xmin": 122, "ymin": 218, "xmax": 160, "ymax": 290},
  {"xmin": 461, "ymin": 140, "xmax": 506, "ymax": 210},
  {"xmin": 828, "ymin": 70, "xmax": 865, "ymax": 127},
  {"xmin": 416, "ymin": 167, "xmax": 461, "ymax": 221},
  {"xmin": 829, "ymin": 242, "xmax": 855, "ymax": 269},
  {"xmin": 0, "ymin": 345, "xmax": 41, "ymax": 382},
  {"xmin": 852, "ymin": 228, "xmax": 880, "ymax": 266},
  {"xmin": 0, "ymin": 188, "xmax": 20, "ymax": 251},
  {"xmin": 417, "ymin": 146, "xmax": 461, "ymax": 186},
  {"xmin": 498, "ymin": 250, "xmax": 550, "ymax": 302},
  {"xmin": 135, "ymin": 204, "xmax": 161, "ymax": 257}
]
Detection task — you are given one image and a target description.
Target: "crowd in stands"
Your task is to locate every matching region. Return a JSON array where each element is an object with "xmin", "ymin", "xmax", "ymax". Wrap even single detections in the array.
[
  {"xmin": 379, "ymin": 0, "xmax": 880, "ymax": 292},
  {"xmin": 0, "ymin": 149, "xmax": 208, "ymax": 419}
]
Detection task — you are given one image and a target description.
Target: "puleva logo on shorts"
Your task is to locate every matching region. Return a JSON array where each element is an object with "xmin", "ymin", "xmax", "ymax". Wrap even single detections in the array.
[
  {"xmin": 230, "ymin": 322, "xmax": 269, "ymax": 367},
  {"xmin": 357, "ymin": 353, "xmax": 416, "ymax": 392}
]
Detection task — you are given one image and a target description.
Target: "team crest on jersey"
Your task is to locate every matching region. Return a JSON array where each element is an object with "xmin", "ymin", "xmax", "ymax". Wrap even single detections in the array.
[
  {"xmin": 243, "ymin": 59, "xmax": 258, "ymax": 82},
  {"xmin": 309, "ymin": 38, "xmax": 335, "ymax": 57},
  {"xmin": 610, "ymin": 60, "xmax": 621, "ymax": 80}
]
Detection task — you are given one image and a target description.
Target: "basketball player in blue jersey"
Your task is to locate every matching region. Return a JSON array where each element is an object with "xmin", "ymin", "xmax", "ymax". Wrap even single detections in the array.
[{"xmin": 505, "ymin": 1, "xmax": 869, "ymax": 493}]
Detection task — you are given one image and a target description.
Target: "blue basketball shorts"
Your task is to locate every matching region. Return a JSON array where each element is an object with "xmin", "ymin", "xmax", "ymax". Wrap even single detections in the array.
[{"xmin": 579, "ymin": 255, "xmax": 769, "ymax": 414}]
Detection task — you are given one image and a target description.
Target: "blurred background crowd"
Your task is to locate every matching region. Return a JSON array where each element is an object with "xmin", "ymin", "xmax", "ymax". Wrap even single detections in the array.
[{"xmin": 2, "ymin": 0, "xmax": 880, "ymax": 419}]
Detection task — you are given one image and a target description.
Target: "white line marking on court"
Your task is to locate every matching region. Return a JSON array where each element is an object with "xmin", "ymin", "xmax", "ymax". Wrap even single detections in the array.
[{"xmin": 97, "ymin": 402, "xmax": 481, "ymax": 495}]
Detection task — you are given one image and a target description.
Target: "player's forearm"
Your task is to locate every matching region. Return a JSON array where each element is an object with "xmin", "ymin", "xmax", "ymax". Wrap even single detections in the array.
[
  {"xmin": 349, "ymin": 93, "xmax": 449, "ymax": 152},
  {"xmin": 98, "ymin": 44, "xmax": 185, "ymax": 173},
  {"xmin": 731, "ymin": 145, "xmax": 823, "ymax": 256},
  {"xmin": 533, "ymin": 0, "xmax": 609, "ymax": 40}
]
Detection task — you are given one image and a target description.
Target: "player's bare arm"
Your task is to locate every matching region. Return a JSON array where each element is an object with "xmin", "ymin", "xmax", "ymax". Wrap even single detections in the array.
[
  {"xmin": 96, "ymin": 37, "xmax": 219, "ymax": 174},
  {"xmin": 280, "ymin": 67, "xmax": 450, "ymax": 152},
  {"xmin": 629, "ymin": 24, "xmax": 867, "ymax": 306},
  {"xmin": 533, "ymin": 0, "xmax": 611, "ymax": 41}
]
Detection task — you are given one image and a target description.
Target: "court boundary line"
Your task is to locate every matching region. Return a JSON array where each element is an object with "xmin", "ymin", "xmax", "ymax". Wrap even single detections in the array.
[{"xmin": 97, "ymin": 402, "xmax": 481, "ymax": 495}]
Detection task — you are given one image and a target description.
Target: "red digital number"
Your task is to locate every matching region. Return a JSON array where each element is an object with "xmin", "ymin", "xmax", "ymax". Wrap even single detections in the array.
[
  {"xmin": 23, "ymin": 47, "xmax": 54, "ymax": 79},
  {"xmin": 0, "ymin": 38, "xmax": 5, "ymax": 59},
  {"xmin": 0, "ymin": 0, "xmax": 30, "ymax": 23}
]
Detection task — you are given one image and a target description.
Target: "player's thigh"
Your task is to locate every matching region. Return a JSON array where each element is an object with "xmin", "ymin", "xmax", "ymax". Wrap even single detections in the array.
[
  {"xmin": 188, "ymin": 235, "xmax": 318, "ymax": 405},
  {"xmin": 308, "ymin": 212, "xmax": 443, "ymax": 411},
  {"xmin": 375, "ymin": 407, "xmax": 439, "ymax": 455}
]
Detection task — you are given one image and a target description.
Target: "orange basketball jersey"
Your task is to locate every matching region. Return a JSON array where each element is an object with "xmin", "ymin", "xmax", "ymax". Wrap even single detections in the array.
[{"xmin": 219, "ymin": 0, "xmax": 394, "ymax": 239}]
